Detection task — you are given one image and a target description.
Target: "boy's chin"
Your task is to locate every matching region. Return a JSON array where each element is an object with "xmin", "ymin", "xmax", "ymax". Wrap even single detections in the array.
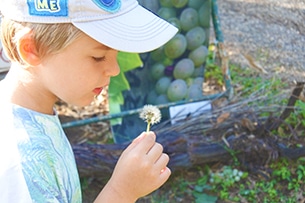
[{"xmin": 68, "ymin": 98, "xmax": 95, "ymax": 108}]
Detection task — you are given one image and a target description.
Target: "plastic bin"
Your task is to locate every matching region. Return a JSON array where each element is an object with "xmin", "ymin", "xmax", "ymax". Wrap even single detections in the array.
[
  {"xmin": 110, "ymin": 0, "xmax": 230, "ymax": 143},
  {"xmin": 62, "ymin": 0, "xmax": 232, "ymax": 144}
]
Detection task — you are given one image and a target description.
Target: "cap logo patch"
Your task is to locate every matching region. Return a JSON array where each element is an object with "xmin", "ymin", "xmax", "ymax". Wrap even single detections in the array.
[
  {"xmin": 92, "ymin": 0, "xmax": 121, "ymax": 13},
  {"xmin": 27, "ymin": 0, "xmax": 68, "ymax": 16}
]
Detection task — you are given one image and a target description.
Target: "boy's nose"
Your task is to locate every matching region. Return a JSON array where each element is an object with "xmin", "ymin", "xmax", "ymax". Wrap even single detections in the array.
[
  {"xmin": 106, "ymin": 50, "xmax": 120, "ymax": 77},
  {"xmin": 110, "ymin": 61, "xmax": 120, "ymax": 77}
]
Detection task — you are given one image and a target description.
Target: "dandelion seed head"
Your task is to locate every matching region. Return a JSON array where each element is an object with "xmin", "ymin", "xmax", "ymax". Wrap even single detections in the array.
[{"xmin": 139, "ymin": 104, "xmax": 161, "ymax": 125}]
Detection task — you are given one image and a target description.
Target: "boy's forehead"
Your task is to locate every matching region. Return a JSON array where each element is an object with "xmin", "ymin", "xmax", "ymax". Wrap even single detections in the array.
[
  {"xmin": 93, "ymin": 44, "xmax": 112, "ymax": 50},
  {"xmin": 76, "ymin": 33, "xmax": 113, "ymax": 51}
]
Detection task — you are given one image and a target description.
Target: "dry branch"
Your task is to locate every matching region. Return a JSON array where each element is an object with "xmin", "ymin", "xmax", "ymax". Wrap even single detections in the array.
[{"xmin": 73, "ymin": 83, "xmax": 305, "ymax": 178}]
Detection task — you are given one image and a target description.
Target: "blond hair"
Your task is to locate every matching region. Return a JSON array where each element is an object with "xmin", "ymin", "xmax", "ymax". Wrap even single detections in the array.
[{"xmin": 0, "ymin": 17, "xmax": 83, "ymax": 65}]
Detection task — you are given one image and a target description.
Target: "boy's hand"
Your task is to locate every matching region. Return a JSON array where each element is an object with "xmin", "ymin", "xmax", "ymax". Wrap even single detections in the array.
[{"xmin": 95, "ymin": 131, "xmax": 170, "ymax": 203}]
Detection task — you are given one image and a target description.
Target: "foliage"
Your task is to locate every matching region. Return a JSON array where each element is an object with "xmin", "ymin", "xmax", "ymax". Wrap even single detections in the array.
[
  {"xmin": 282, "ymin": 100, "xmax": 305, "ymax": 132},
  {"xmin": 201, "ymin": 64, "xmax": 305, "ymax": 202},
  {"xmin": 204, "ymin": 45, "xmax": 224, "ymax": 86},
  {"xmin": 108, "ymin": 52, "xmax": 143, "ymax": 125},
  {"xmin": 230, "ymin": 63, "xmax": 289, "ymax": 99}
]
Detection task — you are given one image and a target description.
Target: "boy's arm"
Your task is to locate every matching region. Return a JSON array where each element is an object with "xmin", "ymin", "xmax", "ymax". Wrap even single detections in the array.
[{"xmin": 94, "ymin": 132, "xmax": 171, "ymax": 203}]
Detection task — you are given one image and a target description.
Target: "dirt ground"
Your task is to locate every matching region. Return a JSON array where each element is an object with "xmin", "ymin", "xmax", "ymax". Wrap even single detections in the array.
[{"xmin": 217, "ymin": 0, "xmax": 305, "ymax": 81}]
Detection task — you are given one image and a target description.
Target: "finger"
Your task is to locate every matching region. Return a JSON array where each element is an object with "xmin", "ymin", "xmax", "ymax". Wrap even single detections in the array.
[
  {"xmin": 154, "ymin": 153, "xmax": 170, "ymax": 170},
  {"xmin": 161, "ymin": 166, "xmax": 171, "ymax": 175},
  {"xmin": 158, "ymin": 167, "xmax": 171, "ymax": 184},
  {"xmin": 125, "ymin": 131, "xmax": 155, "ymax": 152},
  {"xmin": 146, "ymin": 142, "xmax": 163, "ymax": 161},
  {"xmin": 133, "ymin": 132, "xmax": 156, "ymax": 154},
  {"xmin": 122, "ymin": 132, "xmax": 146, "ymax": 155}
]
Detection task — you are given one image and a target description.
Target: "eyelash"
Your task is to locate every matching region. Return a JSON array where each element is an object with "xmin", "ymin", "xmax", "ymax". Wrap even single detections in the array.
[{"xmin": 92, "ymin": 56, "xmax": 106, "ymax": 62}]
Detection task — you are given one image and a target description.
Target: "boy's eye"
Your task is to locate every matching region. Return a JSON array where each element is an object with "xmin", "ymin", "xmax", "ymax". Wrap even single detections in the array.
[{"xmin": 92, "ymin": 56, "xmax": 106, "ymax": 62}]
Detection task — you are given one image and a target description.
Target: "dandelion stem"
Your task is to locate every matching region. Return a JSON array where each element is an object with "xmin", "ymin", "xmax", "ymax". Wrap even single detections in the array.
[{"xmin": 146, "ymin": 122, "xmax": 151, "ymax": 132}]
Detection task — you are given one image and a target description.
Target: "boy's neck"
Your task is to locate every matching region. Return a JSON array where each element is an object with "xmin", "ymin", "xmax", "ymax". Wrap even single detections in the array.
[{"xmin": 1, "ymin": 64, "xmax": 57, "ymax": 115}]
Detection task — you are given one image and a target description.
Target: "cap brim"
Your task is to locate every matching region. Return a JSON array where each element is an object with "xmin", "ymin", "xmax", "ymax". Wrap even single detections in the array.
[{"xmin": 73, "ymin": 5, "xmax": 178, "ymax": 53}]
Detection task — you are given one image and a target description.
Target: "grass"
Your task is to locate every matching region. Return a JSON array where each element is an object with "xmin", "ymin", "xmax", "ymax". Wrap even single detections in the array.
[{"xmin": 145, "ymin": 157, "xmax": 305, "ymax": 202}]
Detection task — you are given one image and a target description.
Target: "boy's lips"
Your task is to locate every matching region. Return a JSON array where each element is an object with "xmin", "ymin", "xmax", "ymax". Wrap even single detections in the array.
[{"xmin": 93, "ymin": 87, "xmax": 103, "ymax": 95}]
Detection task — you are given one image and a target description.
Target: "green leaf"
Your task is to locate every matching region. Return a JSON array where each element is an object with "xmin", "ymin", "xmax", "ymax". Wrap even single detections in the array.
[
  {"xmin": 109, "ymin": 93, "xmax": 125, "ymax": 125},
  {"xmin": 109, "ymin": 91, "xmax": 124, "ymax": 105},
  {"xmin": 109, "ymin": 96, "xmax": 123, "ymax": 125},
  {"xmin": 194, "ymin": 193, "xmax": 218, "ymax": 203},
  {"xmin": 109, "ymin": 71, "xmax": 130, "ymax": 96},
  {"xmin": 109, "ymin": 52, "xmax": 143, "ymax": 96},
  {"xmin": 108, "ymin": 52, "xmax": 143, "ymax": 126},
  {"xmin": 117, "ymin": 51, "xmax": 143, "ymax": 72}
]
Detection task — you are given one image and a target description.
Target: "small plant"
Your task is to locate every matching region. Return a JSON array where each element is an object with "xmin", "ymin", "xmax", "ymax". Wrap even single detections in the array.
[
  {"xmin": 208, "ymin": 166, "xmax": 248, "ymax": 201},
  {"xmin": 210, "ymin": 166, "xmax": 246, "ymax": 185},
  {"xmin": 235, "ymin": 159, "xmax": 305, "ymax": 202},
  {"xmin": 139, "ymin": 104, "xmax": 162, "ymax": 132},
  {"xmin": 192, "ymin": 174, "xmax": 218, "ymax": 203}
]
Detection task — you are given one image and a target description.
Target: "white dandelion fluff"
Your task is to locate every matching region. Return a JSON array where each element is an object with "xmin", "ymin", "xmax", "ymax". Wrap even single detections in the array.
[{"xmin": 139, "ymin": 104, "xmax": 162, "ymax": 132}]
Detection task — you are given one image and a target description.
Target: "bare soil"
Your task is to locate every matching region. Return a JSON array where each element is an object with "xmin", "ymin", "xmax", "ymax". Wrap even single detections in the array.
[{"xmin": 217, "ymin": 0, "xmax": 305, "ymax": 81}]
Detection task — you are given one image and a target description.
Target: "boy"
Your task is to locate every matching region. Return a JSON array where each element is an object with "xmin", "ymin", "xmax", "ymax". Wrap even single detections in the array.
[{"xmin": 0, "ymin": 0, "xmax": 178, "ymax": 202}]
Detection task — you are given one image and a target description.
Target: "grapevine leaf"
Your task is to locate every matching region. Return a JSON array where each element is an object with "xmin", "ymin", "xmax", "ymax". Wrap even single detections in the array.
[{"xmin": 108, "ymin": 52, "xmax": 143, "ymax": 125}]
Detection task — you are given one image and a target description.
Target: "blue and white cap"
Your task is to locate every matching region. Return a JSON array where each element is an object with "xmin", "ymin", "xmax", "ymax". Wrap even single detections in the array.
[{"xmin": 0, "ymin": 0, "xmax": 178, "ymax": 53}]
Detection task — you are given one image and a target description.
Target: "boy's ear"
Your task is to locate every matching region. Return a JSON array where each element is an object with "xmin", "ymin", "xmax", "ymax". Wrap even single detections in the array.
[{"xmin": 17, "ymin": 33, "xmax": 41, "ymax": 66}]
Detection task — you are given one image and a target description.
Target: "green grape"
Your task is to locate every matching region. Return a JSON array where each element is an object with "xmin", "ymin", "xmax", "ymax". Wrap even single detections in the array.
[
  {"xmin": 188, "ymin": 45, "xmax": 208, "ymax": 66},
  {"xmin": 185, "ymin": 77, "xmax": 194, "ymax": 87},
  {"xmin": 192, "ymin": 65, "xmax": 204, "ymax": 77},
  {"xmin": 198, "ymin": 0, "xmax": 211, "ymax": 28},
  {"xmin": 187, "ymin": 0, "xmax": 203, "ymax": 9},
  {"xmin": 167, "ymin": 79, "xmax": 187, "ymax": 102},
  {"xmin": 160, "ymin": 0, "xmax": 173, "ymax": 7},
  {"xmin": 155, "ymin": 76, "xmax": 171, "ymax": 94},
  {"xmin": 155, "ymin": 94, "xmax": 169, "ymax": 105},
  {"xmin": 173, "ymin": 58, "xmax": 195, "ymax": 79},
  {"xmin": 162, "ymin": 57, "xmax": 174, "ymax": 66},
  {"xmin": 186, "ymin": 84, "xmax": 203, "ymax": 100},
  {"xmin": 180, "ymin": 7, "xmax": 199, "ymax": 31},
  {"xmin": 193, "ymin": 76, "xmax": 204, "ymax": 86},
  {"xmin": 157, "ymin": 7, "xmax": 177, "ymax": 20},
  {"xmin": 150, "ymin": 63, "xmax": 165, "ymax": 80},
  {"xmin": 167, "ymin": 17, "xmax": 182, "ymax": 32},
  {"xmin": 171, "ymin": 0, "xmax": 188, "ymax": 8},
  {"xmin": 150, "ymin": 46, "xmax": 165, "ymax": 62},
  {"xmin": 186, "ymin": 26, "xmax": 206, "ymax": 50},
  {"xmin": 147, "ymin": 90, "xmax": 158, "ymax": 104},
  {"xmin": 164, "ymin": 34, "xmax": 187, "ymax": 59}
]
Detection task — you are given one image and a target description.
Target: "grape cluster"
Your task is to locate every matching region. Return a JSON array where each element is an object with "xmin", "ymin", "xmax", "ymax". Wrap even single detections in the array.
[{"xmin": 142, "ymin": 0, "xmax": 211, "ymax": 104}]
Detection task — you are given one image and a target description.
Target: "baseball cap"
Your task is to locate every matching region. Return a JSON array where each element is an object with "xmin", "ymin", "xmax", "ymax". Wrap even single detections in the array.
[{"xmin": 0, "ymin": 0, "xmax": 178, "ymax": 53}]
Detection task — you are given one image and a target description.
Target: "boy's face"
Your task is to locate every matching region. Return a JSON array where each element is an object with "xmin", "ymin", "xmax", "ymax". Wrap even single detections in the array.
[{"xmin": 38, "ymin": 33, "xmax": 120, "ymax": 107}]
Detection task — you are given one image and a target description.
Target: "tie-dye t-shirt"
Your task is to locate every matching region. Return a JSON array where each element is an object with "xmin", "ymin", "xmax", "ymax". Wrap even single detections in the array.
[{"xmin": 0, "ymin": 103, "xmax": 82, "ymax": 203}]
